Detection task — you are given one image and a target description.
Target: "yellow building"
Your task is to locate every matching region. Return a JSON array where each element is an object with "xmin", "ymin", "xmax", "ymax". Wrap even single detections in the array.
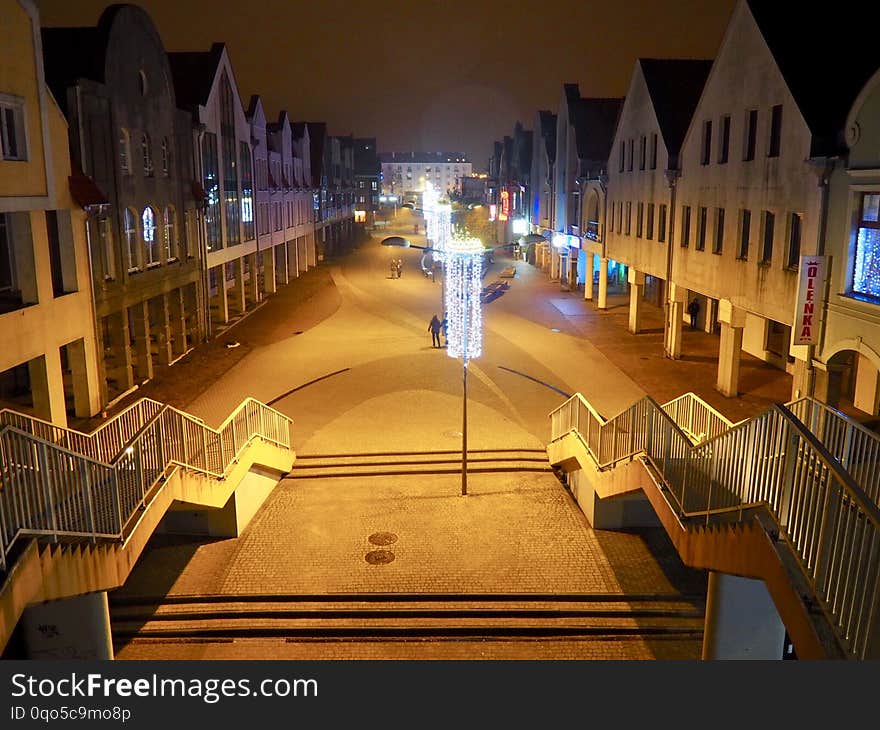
[{"xmin": 0, "ymin": 0, "xmax": 100, "ymax": 426}]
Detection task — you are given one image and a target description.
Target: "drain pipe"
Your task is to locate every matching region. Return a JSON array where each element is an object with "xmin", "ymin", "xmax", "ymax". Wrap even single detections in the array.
[
  {"xmin": 663, "ymin": 168, "xmax": 680, "ymax": 358},
  {"xmin": 802, "ymin": 156, "xmax": 837, "ymax": 398}
]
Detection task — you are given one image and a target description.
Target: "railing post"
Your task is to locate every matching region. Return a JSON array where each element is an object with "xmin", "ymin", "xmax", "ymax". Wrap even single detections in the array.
[
  {"xmin": 203, "ymin": 428, "xmax": 210, "ymax": 472},
  {"xmin": 778, "ymin": 421, "xmax": 799, "ymax": 529},
  {"xmin": 111, "ymin": 469, "xmax": 124, "ymax": 536},
  {"xmin": 842, "ymin": 424, "xmax": 854, "ymax": 471},
  {"xmin": 80, "ymin": 461, "xmax": 97, "ymax": 542},
  {"xmin": 37, "ymin": 444, "xmax": 59, "ymax": 541}
]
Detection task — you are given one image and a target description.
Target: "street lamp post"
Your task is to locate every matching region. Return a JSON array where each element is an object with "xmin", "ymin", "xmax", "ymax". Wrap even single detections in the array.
[{"xmin": 381, "ymin": 234, "xmax": 509, "ymax": 497}]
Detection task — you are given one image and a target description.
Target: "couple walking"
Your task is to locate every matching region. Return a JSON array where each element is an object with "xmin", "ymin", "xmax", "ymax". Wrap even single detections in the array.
[{"xmin": 428, "ymin": 314, "xmax": 448, "ymax": 348}]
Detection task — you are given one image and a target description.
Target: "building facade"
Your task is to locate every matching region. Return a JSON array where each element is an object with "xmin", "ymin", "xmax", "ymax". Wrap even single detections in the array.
[
  {"xmin": 353, "ymin": 137, "xmax": 379, "ymax": 227},
  {"xmin": 0, "ymin": 0, "xmax": 101, "ymax": 425},
  {"xmin": 42, "ymin": 4, "xmax": 203, "ymax": 407},
  {"xmin": 380, "ymin": 151, "xmax": 472, "ymax": 199}
]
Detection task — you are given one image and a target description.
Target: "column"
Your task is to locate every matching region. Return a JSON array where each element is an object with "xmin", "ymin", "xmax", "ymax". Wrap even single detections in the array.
[
  {"xmin": 149, "ymin": 294, "xmax": 173, "ymax": 366},
  {"xmin": 129, "ymin": 301, "xmax": 153, "ymax": 382},
  {"xmin": 22, "ymin": 591, "xmax": 114, "ymax": 659},
  {"xmin": 716, "ymin": 299, "xmax": 745, "ymax": 398},
  {"xmin": 665, "ymin": 282, "xmax": 687, "ymax": 360},
  {"xmin": 853, "ymin": 353, "xmax": 880, "ymax": 415},
  {"xmin": 597, "ymin": 257, "xmax": 609, "ymax": 310},
  {"xmin": 275, "ymin": 243, "xmax": 289, "ymax": 286},
  {"xmin": 247, "ymin": 253, "xmax": 260, "ymax": 305},
  {"xmin": 298, "ymin": 237, "xmax": 307, "ymax": 273},
  {"xmin": 28, "ymin": 352, "xmax": 67, "ymax": 427},
  {"xmin": 105, "ymin": 311, "xmax": 134, "ymax": 395},
  {"xmin": 628, "ymin": 268, "xmax": 645, "ymax": 334},
  {"xmin": 584, "ymin": 253, "xmax": 595, "ymax": 301},
  {"xmin": 790, "ymin": 356, "xmax": 813, "ymax": 401},
  {"xmin": 230, "ymin": 258, "xmax": 246, "ymax": 315},
  {"xmin": 168, "ymin": 288, "xmax": 187, "ymax": 357},
  {"xmin": 702, "ymin": 572, "xmax": 785, "ymax": 660},
  {"xmin": 212, "ymin": 265, "xmax": 229, "ymax": 325},
  {"xmin": 66, "ymin": 337, "xmax": 100, "ymax": 418},
  {"xmin": 287, "ymin": 240, "xmax": 299, "ymax": 278},
  {"xmin": 262, "ymin": 248, "xmax": 277, "ymax": 295}
]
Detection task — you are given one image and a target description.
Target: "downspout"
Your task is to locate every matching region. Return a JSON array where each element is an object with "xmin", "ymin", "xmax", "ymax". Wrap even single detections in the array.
[
  {"xmin": 804, "ymin": 156, "xmax": 838, "ymax": 397},
  {"xmin": 664, "ymin": 167, "xmax": 680, "ymax": 358},
  {"xmin": 195, "ymin": 123, "xmax": 211, "ymax": 341}
]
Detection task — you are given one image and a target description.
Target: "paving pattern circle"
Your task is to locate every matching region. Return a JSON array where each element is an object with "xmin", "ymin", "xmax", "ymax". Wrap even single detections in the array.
[
  {"xmin": 368, "ymin": 532, "xmax": 398, "ymax": 546},
  {"xmin": 365, "ymin": 549, "xmax": 395, "ymax": 565}
]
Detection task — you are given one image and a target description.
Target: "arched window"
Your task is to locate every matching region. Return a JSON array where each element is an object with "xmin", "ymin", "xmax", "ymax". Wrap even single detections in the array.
[
  {"xmin": 163, "ymin": 206, "xmax": 178, "ymax": 261},
  {"xmin": 142, "ymin": 206, "xmax": 158, "ymax": 266},
  {"xmin": 142, "ymin": 133, "xmax": 153, "ymax": 176},
  {"xmin": 119, "ymin": 128, "xmax": 130, "ymax": 175},
  {"xmin": 124, "ymin": 208, "xmax": 139, "ymax": 271},
  {"xmin": 161, "ymin": 137, "xmax": 170, "ymax": 176}
]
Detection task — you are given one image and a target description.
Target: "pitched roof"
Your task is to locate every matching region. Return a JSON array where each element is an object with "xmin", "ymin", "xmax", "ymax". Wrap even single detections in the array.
[
  {"xmin": 306, "ymin": 122, "xmax": 326, "ymax": 187},
  {"xmin": 572, "ymin": 98, "xmax": 624, "ymax": 165},
  {"xmin": 167, "ymin": 44, "xmax": 225, "ymax": 116},
  {"xmin": 639, "ymin": 58, "xmax": 712, "ymax": 164},
  {"xmin": 746, "ymin": 0, "xmax": 880, "ymax": 156},
  {"xmin": 538, "ymin": 111, "xmax": 556, "ymax": 165}
]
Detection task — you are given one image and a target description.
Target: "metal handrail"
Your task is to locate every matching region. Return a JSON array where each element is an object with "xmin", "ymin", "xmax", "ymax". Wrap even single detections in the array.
[
  {"xmin": 548, "ymin": 392, "xmax": 880, "ymax": 658},
  {"xmin": 788, "ymin": 397, "xmax": 880, "ymax": 505},
  {"xmin": 0, "ymin": 398, "xmax": 292, "ymax": 576},
  {"xmin": 660, "ymin": 392, "xmax": 746, "ymax": 443},
  {"xmin": 0, "ymin": 399, "xmax": 167, "ymax": 463}
]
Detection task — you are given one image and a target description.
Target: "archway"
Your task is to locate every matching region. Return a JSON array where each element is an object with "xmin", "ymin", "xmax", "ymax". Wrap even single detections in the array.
[{"xmin": 825, "ymin": 349, "xmax": 880, "ymax": 421}]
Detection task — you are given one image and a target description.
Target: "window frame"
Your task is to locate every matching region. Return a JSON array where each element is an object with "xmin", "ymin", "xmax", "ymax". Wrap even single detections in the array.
[
  {"xmin": 701, "ymin": 120, "xmax": 712, "ymax": 166},
  {"xmin": 768, "ymin": 105, "xmax": 782, "ymax": 158},
  {"xmin": 718, "ymin": 115, "xmax": 730, "ymax": 164},
  {"xmin": 681, "ymin": 206, "xmax": 691, "ymax": 248},
  {"xmin": 738, "ymin": 209, "xmax": 751, "ymax": 260},
  {"xmin": 853, "ymin": 192, "xmax": 880, "ymax": 300},
  {"xmin": 696, "ymin": 207, "xmax": 707, "ymax": 251},
  {"xmin": 786, "ymin": 212, "xmax": 802, "ymax": 270},
  {"xmin": 761, "ymin": 210, "xmax": 775, "ymax": 264},
  {"xmin": 713, "ymin": 207, "xmax": 725, "ymax": 254},
  {"xmin": 0, "ymin": 95, "xmax": 27, "ymax": 161}
]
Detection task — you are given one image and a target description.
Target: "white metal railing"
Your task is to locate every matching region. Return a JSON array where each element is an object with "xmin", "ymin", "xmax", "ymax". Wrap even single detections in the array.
[
  {"xmin": 549, "ymin": 392, "xmax": 880, "ymax": 659},
  {"xmin": 0, "ymin": 399, "xmax": 167, "ymax": 464},
  {"xmin": 661, "ymin": 392, "xmax": 745, "ymax": 443},
  {"xmin": 788, "ymin": 397, "xmax": 880, "ymax": 506},
  {"xmin": 0, "ymin": 398, "xmax": 291, "ymax": 575}
]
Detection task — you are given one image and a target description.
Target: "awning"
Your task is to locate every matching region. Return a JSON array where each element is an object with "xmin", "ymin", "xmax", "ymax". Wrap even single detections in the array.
[{"xmin": 68, "ymin": 169, "xmax": 108, "ymax": 209}]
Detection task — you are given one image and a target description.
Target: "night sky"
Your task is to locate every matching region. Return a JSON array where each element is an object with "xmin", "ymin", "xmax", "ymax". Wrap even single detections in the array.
[{"xmin": 35, "ymin": 0, "xmax": 736, "ymax": 169}]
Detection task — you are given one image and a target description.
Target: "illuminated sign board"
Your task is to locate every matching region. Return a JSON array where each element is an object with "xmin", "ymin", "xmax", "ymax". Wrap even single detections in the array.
[
  {"xmin": 512, "ymin": 218, "xmax": 528, "ymax": 235},
  {"xmin": 794, "ymin": 256, "xmax": 826, "ymax": 345},
  {"xmin": 552, "ymin": 233, "xmax": 581, "ymax": 250},
  {"xmin": 499, "ymin": 190, "xmax": 510, "ymax": 221},
  {"xmin": 489, "ymin": 204, "xmax": 497, "ymax": 222}
]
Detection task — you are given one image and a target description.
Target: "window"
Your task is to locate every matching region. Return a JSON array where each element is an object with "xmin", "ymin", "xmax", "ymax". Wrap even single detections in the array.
[
  {"xmin": 142, "ymin": 207, "xmax": 159, "ymax": 266},
  {"xmin": 646, "ymin": 203, "xmax": 654, "ymax": 240},
  {"xmin": 786, "ymin": 213, "xmax": 802, "ymax": 270},
  {"xmin": 202, "ymin": 132, "xmax": 221, "ymax": 251},
  {"xmin": 639, "ymin": 136, "xmax": 646, "ymax": 170},
  {"xmin": 141, "ymin": 133, "xmax": 153, "ymax": 176},
  {"xmin": 240, "ymin": 141, "xmax": 254, "ymax": 240},
  {"xmin": 161, "ymin": 137, "xmax": 169, "ymax": 176},
  {"xmin": 627, "ymin": 139, "xmax": 634, "ymax": 171},
  {"xmin": 854, "ymin": 193, "xmax": 880, "ymax": 298},
  {"xmin": 718, "ymin": 115, "xmax": 730, "ymax": 164},
  {"xmin": 625, "ymin": 202, "xmax": 632, "ymax": 235},
  {"xmin": 649, "ymin": 133, "xmax": 658, "ymax": 170},
  {"xmin": 609, "ymin": 200, "xmax": 614, "ymax": 232},
  {"xmin": 761, "ymin": 211, "xmax": 775, "ymax": 264},
  {"xmin": 713, "ymin": 208, "xmax": 725, "ymax": 253},
  {"xmin": 124, "ymin": 208, "xmax": 139, "ymax": 271},
  {"xmin": 119, "ymin": 128, "xmax": 131, "ymax": 175},
  {"xmin": 701, "ymin": 121, "xmax": 712, "ymax": 165},
  {"xmin": 768, "ymin": 105, "xmax": 782, "ymax": 158},
  {"xmin": 738, "ymin": 210, "xmax": 751, "ymax": 260},
  {"xmin": 220, "ymin": 72, "xmax": 240, "ymax": 246},
  {"xmin": 97, "ymin": 216, "xmax": 115, "ymax": 279},
  {"xmin": 743, "ymin": 109, "xmax": 757, "ymax": 161},
  {"xmin": 696, "ymin": 207, "xmax": 707, "ymax": 250},
  {"xmin": 658, "ymin": 204, "xmax": 667, "ymax": 243},
  {"xmin": 618, "ymin": 141, "xmax": 625, "ymax": 172},
  {"xmin": 371, "ymin": 181, "xmax": 377, "ymax": 190},
  {"xmin": 0, "ymin": 98, "xmax": 26, "ymax": 161},
  {"xmin": 163, "ymin": 206, "xmax": 178, "ymax": 261},
  {"xmin": 636, "ymin": 202, "xmax": 644, "ymax": 238},
  {"xmin": 681, "ymin": 206, "xmax": 691, "ymax": 248},
  {"xmin": 618, "ymin": 202, "xmax": 623, "ymax": 233}
]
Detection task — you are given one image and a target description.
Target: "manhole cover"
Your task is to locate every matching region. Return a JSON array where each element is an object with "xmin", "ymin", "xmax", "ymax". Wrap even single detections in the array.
[
  {"xmin": 369, "ymin": 532, "xmax": 398, "ymax": 546},
  {"xmin": 293, "ymin": 331, "xmax": 304, "ymax": 335},
  {"xmin": 365, "ymin": 549, "xmax": 395, "ymax": 565}
]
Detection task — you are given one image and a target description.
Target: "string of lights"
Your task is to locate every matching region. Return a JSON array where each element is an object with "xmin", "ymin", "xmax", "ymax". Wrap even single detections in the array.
[{"xmin": 444, "ymin": 237, "xmax": 484, "ymax": 362}]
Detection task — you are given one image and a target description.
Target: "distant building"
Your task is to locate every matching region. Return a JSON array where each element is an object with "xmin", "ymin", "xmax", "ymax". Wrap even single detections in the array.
[
  {"xmin": 353, "ymin": 137, "xmax": 379, "ymax": 226},
  {"xmin": 0, "ymin": 0, "xmax": 102, "ymax": 425},
  {"xmin": 459, "ymin": 175, "xmax": 486, "ymax": 203},
  {"xmin": 379, "ymin": 151, "xmax": 472, "ymax": 198}
]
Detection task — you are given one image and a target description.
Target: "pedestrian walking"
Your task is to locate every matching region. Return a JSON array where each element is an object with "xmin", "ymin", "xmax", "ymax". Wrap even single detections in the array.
[
  {"xmin": 390, "ymin": 258, "xmax": 398, "ymax": 279},
  {"xmin": 687, "ymin": 298, "xmax": 700, "ymax": 330},
  {"xmin": 428, "ymin": 314, "xmax": 442, "ymax": 348},
  {"xmin": 396, "ymin": 258, "xmax": 404, "ymax": 278}
]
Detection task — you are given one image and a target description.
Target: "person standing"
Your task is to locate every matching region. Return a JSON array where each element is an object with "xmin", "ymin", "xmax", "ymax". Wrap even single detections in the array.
[
  {"xmin": 428, "ymin": 314, "xmax": 442, "ymax": 348},
  {"xmin": 390, "ymin": 258, "xmax": 398, "ymax": 279},
  {"xmin": 687, "ymin": 298, "xmax": 700, "ymax": 330},
  {"xmin": 397, "ymin": 258, "xmax": 404, "ymax": 278}
]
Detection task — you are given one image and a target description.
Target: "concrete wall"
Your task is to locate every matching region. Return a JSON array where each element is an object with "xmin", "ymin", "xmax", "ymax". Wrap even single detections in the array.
[{"xmin": 675, "ymin": 1, "xmax": 820, "ymax": 342}]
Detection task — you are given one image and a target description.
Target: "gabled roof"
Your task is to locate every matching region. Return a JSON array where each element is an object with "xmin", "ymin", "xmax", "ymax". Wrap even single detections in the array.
[
  {"xmin": 306, "ymin": 122, "xmax": 326, "ymax": 188},
  {"xmin": 639, "ymin": 58, "xmax": 712, "ymax": 163},
  {"xmin": 572, "ymin": 98, "xmax": 623, "ymax": 165},
  {"xmin": 563, "ymin": 83, "xmax": 581, "ymax": 125},
  {"xmin": 746, "ymin": 0, "xmax": 880, "ymax": 156},
  {"xmin": 167, "ymin": 43, "xmax": 225, "ymax": 116}
]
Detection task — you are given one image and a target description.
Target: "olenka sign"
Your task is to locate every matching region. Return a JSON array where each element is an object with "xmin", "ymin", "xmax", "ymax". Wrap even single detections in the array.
[{"xmin": 793, "ymin": 256, "xmax": 827, "ymax": 345}]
